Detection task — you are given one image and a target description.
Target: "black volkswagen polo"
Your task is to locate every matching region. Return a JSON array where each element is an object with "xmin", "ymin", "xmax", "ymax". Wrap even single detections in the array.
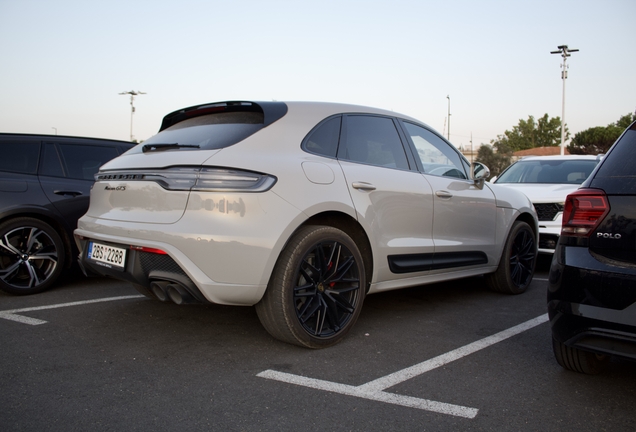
[{"xmin": 548, "ymin": 120, "xmax": 636, "ymax": 374}]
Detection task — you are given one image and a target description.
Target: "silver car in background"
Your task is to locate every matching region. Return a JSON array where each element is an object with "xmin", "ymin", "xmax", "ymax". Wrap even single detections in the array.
[{"xmin": 75, "ymin": 101, "xmax": 538, "ymax": 348}]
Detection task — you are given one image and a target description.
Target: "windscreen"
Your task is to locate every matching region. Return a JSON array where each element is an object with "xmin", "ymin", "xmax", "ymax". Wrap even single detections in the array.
[{"xmin": 496, "ymin": 159, "xmax": 598, "ymax": 184}]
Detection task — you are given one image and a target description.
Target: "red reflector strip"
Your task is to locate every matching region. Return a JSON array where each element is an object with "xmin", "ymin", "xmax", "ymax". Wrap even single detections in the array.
[{"xmin": 130, "ymin": 245, "xmax": 167, "ymax": 255}]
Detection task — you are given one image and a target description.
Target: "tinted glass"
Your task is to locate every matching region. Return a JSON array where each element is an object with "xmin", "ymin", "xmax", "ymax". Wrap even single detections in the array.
[
  {"xmin": 340, "ymin": 116, "xmax": 409, "ymax": 170},
  {"xmin": 590, "ymin": 129, "xmax": 636, "ymax": 194},
  {"xmin": 0, "ymin": 141, "xmax": 40, "ymax": 174},
  {"xmin": 402, "ymin": 122, "xmax": 466, "ymax": 179},
  {"xmin": 56, "ymin": 144, "xmax": 119, "ymax": 180},
  {"xmin": 39, "ymin": 143, "xmax": 65, "ymax": 177},
  {"xmin": 132, "ymin": 112, "xmax": 265, "ymax": 153},
  {"xmin": 497, "ymin": 159, "xmax": 598, "ymax": 184},
  {"xmin": 303, "ymin": 116, "xmax": 341, "ymax": 157}
]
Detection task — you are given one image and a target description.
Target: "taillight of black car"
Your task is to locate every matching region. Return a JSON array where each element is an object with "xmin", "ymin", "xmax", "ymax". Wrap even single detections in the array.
[{"xmin": 561, "ymin": 188, "xmax": 610, "ymax": 237}]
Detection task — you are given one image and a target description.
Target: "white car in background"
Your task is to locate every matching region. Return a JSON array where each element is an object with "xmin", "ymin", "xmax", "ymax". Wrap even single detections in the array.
[
  {"xmin": 493, "ymin": 155, "xmax": 602, "ymax": 253},
  {"xmin": 75, "ymin": 100, "xmax": 538, "ymax": 348}
]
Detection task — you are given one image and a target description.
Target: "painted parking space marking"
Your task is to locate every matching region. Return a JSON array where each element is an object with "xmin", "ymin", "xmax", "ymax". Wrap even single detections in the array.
[
  {"xmin": 0, "ymin": 295, "xmax": 144, "ymax": 325},
  {"xmin": 258, "ymin": 313, "xmax": 549, "ymax": 419}
]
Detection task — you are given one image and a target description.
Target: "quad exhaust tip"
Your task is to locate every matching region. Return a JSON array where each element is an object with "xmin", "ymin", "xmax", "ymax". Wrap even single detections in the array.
[{"xmin": 149, "ymin": 280, "xmax": 198, "ymax": 305}]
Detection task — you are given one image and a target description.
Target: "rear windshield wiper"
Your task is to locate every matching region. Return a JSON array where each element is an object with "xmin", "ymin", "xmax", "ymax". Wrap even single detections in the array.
[{"xmin": 142, "ymin": 143, "xmax": 201, "ymax": 153}]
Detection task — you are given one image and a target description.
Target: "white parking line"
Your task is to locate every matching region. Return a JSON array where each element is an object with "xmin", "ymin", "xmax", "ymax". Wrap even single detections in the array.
[
  {"xmin": 258, "ymin": 313, "xmax": 549, "ymax": 419},
  {"xmin": 0, "ymin": 295, "xmax": 144, "ymax": 325}
]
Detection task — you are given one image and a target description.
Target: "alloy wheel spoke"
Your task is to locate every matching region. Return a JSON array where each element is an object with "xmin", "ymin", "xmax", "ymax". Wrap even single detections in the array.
[
  {"xmin": 326, "ymin": 290, "xmax": 355, "ymax": 314},
  {"xmin": 313, "ymin": 298, "xmax": 328, "ymax": 336},
  {"xmin": 0, "ymin": 260, "xmax": 21, "ymax": 281},
  {"xmin": 293, "ymin": 239, "xmax": 361, "ymax": 338},
  {"xmin": 23, "ymin": 261, "xmax": 41, "ymax": 288},
  {"xmin": 1, "ymin": 235, "xmax": 22, "ymax": 256},
  {"xmin": 24, "ymin": 228, "xmax": 41, "ymax": 254},
  {"xmin": 298, "ymin": 296, "xmax": 321, "ymax": 324}
]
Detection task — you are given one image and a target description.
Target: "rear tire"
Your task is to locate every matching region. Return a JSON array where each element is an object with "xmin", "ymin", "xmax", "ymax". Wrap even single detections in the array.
[
  {"xmin": 0, "ymin": 217, "xmax": 65, "ymax": 295},
  {"xmin": 486, "ymin": 220, "xmax": 536, "ymax": 294},
  {"xmin": 552, "ymin": 337, "xmax": 608, "ymax": 375},
  {"xmin": 256, "ymin": 225, "xmax": 366, "ymax": 348}
]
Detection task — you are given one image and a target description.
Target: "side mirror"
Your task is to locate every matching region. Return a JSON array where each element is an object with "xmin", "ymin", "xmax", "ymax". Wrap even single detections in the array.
[{"xmin": 470, "ymin": 162, "xmax": 490, "ymax": 188}]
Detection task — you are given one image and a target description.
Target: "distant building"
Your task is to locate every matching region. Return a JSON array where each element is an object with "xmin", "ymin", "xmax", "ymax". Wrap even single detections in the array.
[
  {"xmin": 512, "ymin": 146, "xmax": 569, "ymax": 161},
  {"xmin": 458, "ymin": 145, "xmax": 479, "ymax": 163}
]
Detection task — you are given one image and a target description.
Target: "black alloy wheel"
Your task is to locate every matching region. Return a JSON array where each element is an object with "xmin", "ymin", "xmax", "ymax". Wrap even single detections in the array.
[
  {"xmin": 487, "ymin": 221, "xmax": 537, "ymax": 294},
  {"xmin": 293, "ymin": 239, "xmax": 361, "ymax": 338},
  {"xmin": 509, "ymin": 226, "xmax": 536, "ymax": 287},
  {"xmin": 0, "ymin": 218, "xmax": 64, "ymax": 295},
  {"xmin": 256, "ymin": 225, "xmax": 366, "ymax": 348}
]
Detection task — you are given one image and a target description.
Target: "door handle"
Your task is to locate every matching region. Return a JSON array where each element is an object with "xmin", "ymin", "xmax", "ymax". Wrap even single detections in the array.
[
  {"xmin": 54, "ymin": 190, "xmax": 83, "ymax": 197},
  {"xmin": 435, "ymin": 190, "xmax": 453, "ymax": 199},
  {"xmin": 352, "ymin": 182, "xmax": 376, "ymax": 191}
]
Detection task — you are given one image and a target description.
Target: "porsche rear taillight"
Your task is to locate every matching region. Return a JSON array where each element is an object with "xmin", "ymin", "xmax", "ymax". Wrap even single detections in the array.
[{"xmin": 561, "ymin": 188, "xmax": 610, "ymax": 237}]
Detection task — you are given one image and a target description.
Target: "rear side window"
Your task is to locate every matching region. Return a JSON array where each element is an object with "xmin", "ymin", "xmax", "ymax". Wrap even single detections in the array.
[
  {"xmin": 135, "ymin": 111, "xmax": 265, "ymax": 152},
  {"xmin": 590, "ymin": 128, "xmax": 636, "ymax": 194},
  {"xmin": 303, "ymin": 116, "xmax": 341, "ymax": 158},
  {"xmin": 0, "ymin": 141, "xmax": 40, "ymax": 174},
  {"xmin": 39, "ymin": 143, "xmax": 65, "ymax": 177},
  {"xmin": 340, "ymin": 116, "xmax": 409, "ymax": 170},
  {"xmin": 40, "ymin": 143, "xmax": 120, "ymax": 180}
]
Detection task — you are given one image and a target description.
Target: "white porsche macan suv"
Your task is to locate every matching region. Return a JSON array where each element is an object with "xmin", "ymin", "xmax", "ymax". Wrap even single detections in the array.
[{"xmin": 75, "ymin": 101, "xmax": 538, "ymax": 348}]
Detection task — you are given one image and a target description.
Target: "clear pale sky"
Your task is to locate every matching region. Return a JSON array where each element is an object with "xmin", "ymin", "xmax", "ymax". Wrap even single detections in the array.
[{"xmin": 1, "ymin": 0, "xmax": 634, "ymax": 149}]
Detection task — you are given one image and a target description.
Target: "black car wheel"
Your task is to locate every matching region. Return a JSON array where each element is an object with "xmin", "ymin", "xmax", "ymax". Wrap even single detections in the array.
[
  {"xmin": 0, "ymin": 217, "xmax": 65, "ymax": 295},
  {"xmin": 486, "ymin": 220, "xmax": 536, "ymax": 294},
  {"xmin": 256, "ymin": 225, "xmax": 366, "ymax": 348}
]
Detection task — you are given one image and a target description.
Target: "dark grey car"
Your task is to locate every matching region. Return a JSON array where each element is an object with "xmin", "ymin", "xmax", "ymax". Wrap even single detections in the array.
[{"xmin": 0, "ymin": 133, "xmax": 134, "ymax": 295}]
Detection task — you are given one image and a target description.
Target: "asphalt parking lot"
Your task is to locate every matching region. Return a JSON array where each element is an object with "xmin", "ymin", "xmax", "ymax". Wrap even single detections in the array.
[{"xmin": 1, "ymin": 257, "xmax": 634, "ymax": 431}]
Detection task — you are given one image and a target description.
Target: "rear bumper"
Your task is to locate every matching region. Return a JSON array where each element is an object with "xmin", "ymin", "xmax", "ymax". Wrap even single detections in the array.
[
  {"xmin": 547, "ymin": 243, "xmax": 636, "ymax": 360},
  {"xmin": 75, "ymin": 233, "xmax": 267, "ymax": 306}
]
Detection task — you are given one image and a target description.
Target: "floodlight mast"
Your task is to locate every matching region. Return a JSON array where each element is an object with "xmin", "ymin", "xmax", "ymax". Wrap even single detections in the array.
[
  {"xmin": 447, "ymin": 95, "xmax": 451, "ymax": 141},
  {"xmin": 119, "ymin": 90, "xmax": 146, "ymax": 141},
  {"xmin": 550, "ymin": 45, "xmax": 579, "ymax": 155}
]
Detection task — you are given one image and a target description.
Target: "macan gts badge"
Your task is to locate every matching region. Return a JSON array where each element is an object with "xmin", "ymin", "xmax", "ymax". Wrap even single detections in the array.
[{"xmin": 76, "ymin": 100, "xmax": 538, "ymax": 348}]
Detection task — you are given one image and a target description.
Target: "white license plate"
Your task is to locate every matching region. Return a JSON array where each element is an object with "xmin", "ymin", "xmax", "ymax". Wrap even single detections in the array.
[{"xmin": 87, "ymin": 242, "xmax": 126, "ymax": 270}]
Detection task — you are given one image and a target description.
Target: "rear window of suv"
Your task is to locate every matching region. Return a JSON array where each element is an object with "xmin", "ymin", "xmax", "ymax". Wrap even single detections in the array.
[
  {"xmin": 130, "ymin": 111, "xmax": 265, "ymax": 153},
  {"xmin": 590, "ymin": 128, "xmax": 636, "ymax": 194}
]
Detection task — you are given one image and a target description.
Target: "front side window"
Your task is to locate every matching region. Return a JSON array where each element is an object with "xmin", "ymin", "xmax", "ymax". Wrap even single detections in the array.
[
  {"xmin": 402, "ymin": 122, "xmax": 467, "ymax": 179},
  {"xmin": 339, "ymin": 115, "xmax": 409, "ymax": 170}
]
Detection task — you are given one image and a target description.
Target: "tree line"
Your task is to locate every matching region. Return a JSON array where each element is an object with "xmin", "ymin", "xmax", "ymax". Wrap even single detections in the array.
[{"xmin": 475, "ymin": 111, "xmax": 635, "ymax": 177}]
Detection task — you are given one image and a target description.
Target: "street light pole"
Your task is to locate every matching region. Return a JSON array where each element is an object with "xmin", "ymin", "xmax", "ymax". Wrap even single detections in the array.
[
  {"xmin": 447, "ymin": 95, "xmax": 451, "ymax": 141},
  {"xmin": 550, "ymin": 45, "xmax": 578, "ymax": 155},
  {"xmin": 119, "ymin": 90, "xmax": 146, "ymax": 142}
]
